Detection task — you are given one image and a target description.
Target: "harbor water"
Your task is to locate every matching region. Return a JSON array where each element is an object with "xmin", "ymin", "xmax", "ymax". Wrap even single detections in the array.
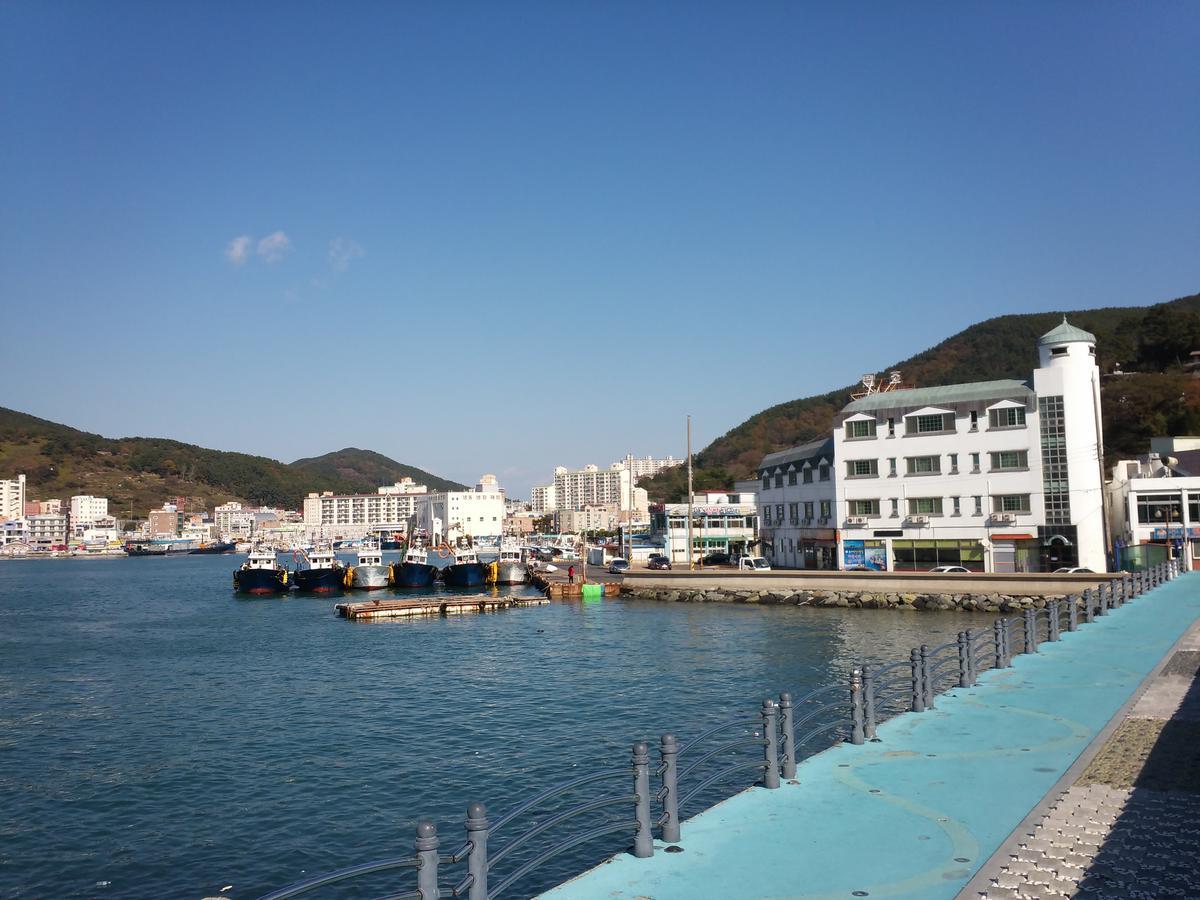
[{"xmin": 0, "ymin": 555, "xmax": 994, "ymax": 899}]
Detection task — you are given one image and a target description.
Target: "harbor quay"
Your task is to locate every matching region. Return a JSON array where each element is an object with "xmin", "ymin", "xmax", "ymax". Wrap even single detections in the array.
[{"xmin": 541, "ymin": 566, "xmax": 1200, "ymax": 900}]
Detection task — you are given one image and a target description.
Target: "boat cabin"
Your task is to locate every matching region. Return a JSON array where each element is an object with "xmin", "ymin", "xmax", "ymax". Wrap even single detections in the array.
[
  {"xmin": 245, "ymin": 549, "xmax": 278, "ymax": 570},
  {"xmin": 358, "ymin": 548, "xmax": 383, "ymax": 567},
  {"xmin": 309, "ymin": 548, "xmax": 338, "ymax": 569}
]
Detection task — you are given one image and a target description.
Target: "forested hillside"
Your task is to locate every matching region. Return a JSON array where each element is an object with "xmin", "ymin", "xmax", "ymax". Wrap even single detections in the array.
[{"xmin": 641, "ymin": 292, "xmax": 1200, "ymax": 502}]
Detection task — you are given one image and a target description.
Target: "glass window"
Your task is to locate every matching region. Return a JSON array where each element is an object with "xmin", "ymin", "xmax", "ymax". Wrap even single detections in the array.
[
  {"xmin": 890, "ymin": 498, "xmax": 899, "ymax": 517},
  {"xmin": 887, "ymin": 417, "xmax": 895, "ymax": 437},
  {"xmin": 850, "ymin": 499, "xmax": 879, "ymax": 516},
  {"xmin": 848, "ymin": 459, "xmax": 878, "ymax": 477},
  {"xmin": 973, "ymin": 495, "xmax": 983, "ymax": 515},
  {"xmin": 847, "ymin": 419, "xmax": 876, "ymax": 439},
  {"xmin": 888, "ymin": 458, "xmax": 897, "ymax": 476},
  {"xmin": 990, "ymin": 450, "xmax": 1029, "ymax": 470},
  {"xmin": 1136, "ymin": 494, "xmax": 1183, "ymax": 525},
  {"xmin": 952, "ymin": 496, "xmax": 961, "ymax": 515},
  {"xmin": 788, "ymin": 503, "xmax": 798, "ymax": 522},
  {"xmin": 909, "ymin": 413, "xmax": 951, "ymax": 434},
  {"xmin": 948, "ymin": 453, "xmax": 958, "ymax": 471},
  {"xmin": 906, "ymin": 455, "xmax": 941, "ymax": 474},
  {"xmin": 994, "ymin": 495, "xmax": 1031, "ymax": 512},
  {"xmin": 819, "ymin": 464, "xmax": 830, "ymax": 482},
  {"xmin": 774, "ymin": 474, "xmax": 783, "ymax": 488},
  {"xmin": 989, "ymin": 407, "xmax": 1026, "ymax": 428},
  {"xmin": 970, "ymin": 410, "xmax": 978, "ymax": 430},
  {"xmin": 764, "ymin": 507, "xmax": 772, "ymax": 525},
  {"xmin": 788, "ymin": 470, "xmax": 797, "ymax": 486},
  {"xmin": 820, "ymin": 500, "xmax": 832, "ymax": 518},
  {"xmin": 762, "ymin": 474, "xmax": 770, "ymax": 489},
  {"xmin": 802, "ymin": 468, "xmax": 813, "ymax": 484},
  {"xmin": 803, "ymin": 501, "xmax": 814, "ymax": 519},
  {"xmin": 908, "ymin": 497, "xmax": 943, "ymax": 515},
  {"xmin": 971, "ymin": 452, "xmax": 981, "ymax": 472}
]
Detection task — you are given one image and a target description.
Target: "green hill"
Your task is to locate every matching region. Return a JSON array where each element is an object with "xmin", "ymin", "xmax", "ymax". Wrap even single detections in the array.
[
  {"xmin": 640, "ymin": 291, "xmax": 1200, "ymax": 502},
  {"xmin": 290, "ymin": 448, "xmax": 467, "ymax": 494},
  {"xmin": 0, "ymin": 407, "xmax": 463, "ymax": 518}
]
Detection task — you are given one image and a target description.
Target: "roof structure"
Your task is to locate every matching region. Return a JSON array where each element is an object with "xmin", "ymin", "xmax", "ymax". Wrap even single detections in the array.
[
  {"xmin": 759, "ymin": 436, "xmax": 833, "ymax": 471},
  {"xmin": 1039, "ymin": 317, "xmax": 1097, "ymax": 346},
  {"xmin": 841, "ymin": 379, "xmax": 1032, "ymax": 413}
]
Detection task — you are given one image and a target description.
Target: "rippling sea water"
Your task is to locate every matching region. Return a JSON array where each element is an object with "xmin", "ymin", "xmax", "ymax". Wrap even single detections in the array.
[{"xmin": 0, "ymin": 555, "xmax": 996, "ymax": 899}]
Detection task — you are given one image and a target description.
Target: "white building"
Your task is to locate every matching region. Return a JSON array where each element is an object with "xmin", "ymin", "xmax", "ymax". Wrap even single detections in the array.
[
  {"xmin": 1, "ymin": 474, "xmax": 26, "ymax": 521},
  {"xmin": 612, "ymin": 455, "xmax": 684, "ymax": 480},
  {"xmin": 70, "ymin": 495, "xmax": 109, "ymax": 527},
  {"xmin": 755, "ymin": 438, "xmax": 839, "ymax": 569},
  {"xmin": 830, "ymin": 320, "xmax": 1106, "ymax": 572},
  {"xmin": 531, "ymin": 484, "xmax": 557, "ymax": 515},
  {"xmin": 377, "ymin": 478, "xmax": 429, "ymax": 496},
  {"xmin": 552, "ymin": 463, "xmax": 648, "ymax": 524},
  {"xmin": 651, "ymin": 490, "xmax": 758, "ymax": 564},
  {"xmin": 417, "ymin": 476, "xmax": 505, "ymax": 540},
  {"xmin": 302, "ymin": 482, "xmax": 429, "ymax": 538},
  {"xmin": 1106, "ymin": 438, "xmax": 1200, "ymax": 571}
]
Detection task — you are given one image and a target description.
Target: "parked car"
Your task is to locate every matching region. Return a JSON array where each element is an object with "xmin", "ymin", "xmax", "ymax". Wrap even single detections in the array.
[
  {"xmin": 648, "ymin": 552, "xmax": 669, "ymax": 563},
  {"xmin": 647, "ymin": 557, "xmax": 671, "ymax": 570},
  {"xmin": 608, "ymin": 558, "xmax": 630, "ymax": 574},
  {"xmin": 929, "ymin": 565, "xmax": 970, "ymax": 573},
  {"xmin": 1053, "ymin": 567, "xmax": 1095, "ymax": 574},
  {"xmin": 738, "ymin": 556, "xmax": 772, "ymax": 572},
  {"xmin": 700, "ymin": 552, "xmax": 731, "ymax": 566}
]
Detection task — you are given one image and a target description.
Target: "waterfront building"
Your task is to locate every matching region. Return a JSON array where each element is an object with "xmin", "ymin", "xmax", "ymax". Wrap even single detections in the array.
[
  {"xmin": 302, "ymin": 481, "xmax": 429, "ymax": 538},
  {"xmin": 650, "ymin": 490, "xmax": 759, "ymax": 565},
  {"xmin": 26, "ymin": 513, "xmax": 69, "ymax": 551},
  {"xmin": 39, "ymin": 499, "xmax": 62, "ymax": 515},
  {"xmin": 1106, "ymin": 437, "xmax": 1200, "ymax": 571},
  {"xmin": 1, "ymin": 518, "xmax": 29, "ymax": 547},
  {"xmin": 755, "ymin": 438, "xmax": 840, "ymax": 569},
  {"xmin": 1, "ymin": 474, "xmax": 26, "ymax": 520},
  {"xmin": 506, "ymin": 512, "xmax": 537, "ymax": 536},
  {"xmin": 377, "ymin": 477, "xmax": 429, "ymax": 496},
  {"xmin": 611, "ymin": 455, "xmax": 683, "ymax": 480},
  {"xmin": 70, "ymin": 495, "xmax": 109, "ymax": 527},
  {"xmin": 556, "ymin": 504, "xmax": 620, "ymax": 534},
  {"xmin": 416, "ymin": 476, "xmax": 505, "ymax": 540},
  {"xmin": 551, "ymin": 464, "xmax": 648, "ymax": 524},
  {"xmin": 147, "ymin": 505, "xmax": 182, "ymax": 537},
  {"xmin": 531, "ymin": 484, "xmax": 557, "ymax": 515}
]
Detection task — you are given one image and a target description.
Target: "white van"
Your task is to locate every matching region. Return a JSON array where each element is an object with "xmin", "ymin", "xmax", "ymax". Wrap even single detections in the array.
[{"xmin": 738, "ymin": 556, "xmax": 771, "ymax": 572}]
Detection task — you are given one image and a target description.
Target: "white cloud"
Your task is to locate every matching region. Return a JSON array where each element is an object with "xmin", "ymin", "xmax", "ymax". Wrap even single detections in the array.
[
  {"xmin": 225, "ymin": 235, "xmax": 252, "ymax": 266},
  {"xmin": 329, "ymin": 237, "xmax": 366, "ymax": 272},
  {"xmin": 257, "ymin": 231, "xmax": 292, "ymax": 264}
]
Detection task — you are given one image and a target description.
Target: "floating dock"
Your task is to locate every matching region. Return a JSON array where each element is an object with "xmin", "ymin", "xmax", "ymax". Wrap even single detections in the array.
[{"xmin": 335, "ymin": 594, "xmax": 549, "ymax": 621}]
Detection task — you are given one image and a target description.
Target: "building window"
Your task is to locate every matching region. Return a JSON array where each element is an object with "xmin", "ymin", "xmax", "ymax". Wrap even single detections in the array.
[
  {"xmin": 970, "ymin": 452, "xmax": 981, "ymax": 473},
  {"xmin": 850, "ymin": 499, "xmax": 880, "ymax": 516},
  {"xmin": 803, "ymin": 501, "xmax": 814, "ymax": 519},
  {"xmin": 890, "ymin": 498, "xmax": 899, "ymax": 517},
  {"xmin": 952, "ymin": 496, "xmax": 961, "ymax": 515},
  {"xmin": 973, "ymin": 495, "xmax": 983, "ymax": 516},
  {"xmin": 948, "ymin": 453, "xmax": 958, "ymax": 472},
  {"xmin": 788, "ymin": 470, "xmax": 797, "ymax": 486},
  {"xmin": 847, "ymin": 419, "xmax": 877, "ymax": 439},
  {"xmin": 908, "ymin": 413, "xmax": 953, "ymax": 435},
  {"xmin": 764, "ymin": 507, "xmax": 772, "ymax": 525},
  {"xmin": 1039, "ymin": 395, "xmax": 1072, "ymax": 525},
  {"xmin": 847, "ymin": 459, "xmax": 878, "ymax": 478},
  {"xmin": 888, "ymin": 458, "xmax": 897, "ymax": 477},
  {"xmin": 994, "ymin": 495, "xmax": 1031, "ymax": 513},
  {"xmin": 908, "ymin": 497, "xmax": 943, "ymax": 516},
  {"xmin": 762, "ymin": 474, "xmax": 770, "ymax": 489},
  {"xmin": 887, "ymin": 417, "xmax": 895, "ymax": 437},
  {"xmin": 970, "ymin": 410, "xmax": 978, "ymax": 431},
  {"xmin": 990, "ymin": 450, "xmax": 1029, "ymax": 471},
  {"xmin": 775, "ymin": 504, "xmax": 784, "ymax": 523},
  {"xmin": 774, "ymin": 473, "xmax": 783, "ymax": 488},
  {"xmin": 802, "ymin": 468, "xmax": 813, "ymax": 484},
  {"xmin": 1051, "ymin": 347, "xmax": 1068, "ymax": 356},
  {"xmin": 906, "ymin": 455, "xmax": 941, "ymax": 475},
  {"xmin": 819, "ymin": 464, "xmax": 830, "ymax": 482},
  {"xmin": 788, "ymin": 502, "xmax": 799, "ymax": 523},
  {"xmin": 1136, "ymin": 494, "xmax": 1183, "ymax": 525},
  {"xmin": 820, "ymin": 500, "xmax": 832, "ymax": 518},
  {"xmin": 989, "ymin": 407, "xmax": 1027, "ymax": 429}
]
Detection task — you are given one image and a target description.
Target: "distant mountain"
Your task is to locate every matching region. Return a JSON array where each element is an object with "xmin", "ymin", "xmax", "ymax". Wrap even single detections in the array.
[
  {"xmin": 0, "ymin": 407, "xmax": 464, "ymax": 516},
  {"xmin": 290, "ymin": 448, "xmax": 468, "ymax": 494},
  {"xmin": 639, "ymin": 291, "xmax": 1200, "ymax": 502}
]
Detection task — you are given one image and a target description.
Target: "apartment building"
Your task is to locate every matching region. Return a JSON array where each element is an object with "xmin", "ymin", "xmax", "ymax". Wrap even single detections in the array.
[
  {"xmin": 755, "ymin": 438, "xmax": 839, "ymax": 569},
  {"xmin": 1, "ymin": 474, "xmax": 26, "ymax": 520}
]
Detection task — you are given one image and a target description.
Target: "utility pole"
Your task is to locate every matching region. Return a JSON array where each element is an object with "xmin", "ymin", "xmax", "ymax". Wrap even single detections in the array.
[{"xmin": 687, "ymin": 416, "xmax": 694, "ymax": 570}]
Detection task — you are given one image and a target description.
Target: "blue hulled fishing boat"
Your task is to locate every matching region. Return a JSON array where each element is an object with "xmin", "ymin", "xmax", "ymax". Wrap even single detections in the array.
[{"xmin": 234, "ymin": 548, "xmax": 290, "ymax": 594}]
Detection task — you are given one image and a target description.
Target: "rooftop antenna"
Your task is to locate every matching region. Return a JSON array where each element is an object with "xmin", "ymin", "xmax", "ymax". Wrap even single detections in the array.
[{"xmin": 851, "ymin": 370, "xmax": 904, "ymax": 400}]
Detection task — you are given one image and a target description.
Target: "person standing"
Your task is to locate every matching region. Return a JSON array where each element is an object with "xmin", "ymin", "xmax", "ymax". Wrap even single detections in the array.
[{"xmin": 568, "ymin": 564, "xmax": 575, "ymax": 584}]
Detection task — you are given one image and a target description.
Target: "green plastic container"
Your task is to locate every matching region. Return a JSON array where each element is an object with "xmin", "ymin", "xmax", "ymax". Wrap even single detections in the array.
[{"xmin": 581, "ymin": 583, "xmax": 603, "ymax": 600}]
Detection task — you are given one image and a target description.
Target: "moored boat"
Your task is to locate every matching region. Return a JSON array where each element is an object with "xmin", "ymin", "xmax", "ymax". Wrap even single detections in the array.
[
  {"xmin": 294, "ymin": 546, "xmax": 345, "ymax": 593},
  {"xmin": 189, "ymin": 540, "xmax": 237, "ymax": 555},
  {"xmin": 234, "ymin": 548, "xmax": 290, "ymax": 594},
  {"xmin": 490, "ymin": 540, "xmax": 529, "ymax": 585},
  {"xmin": 346, "ymin": 542, "xmax": 390, "ymax": 590},
  {"xmin": 443, "ymin": 540, "xmax": 486, "ymax": 588},
  {"xmin": 395, "ymin": 543, "xmax": 438, "ymax": 588}
]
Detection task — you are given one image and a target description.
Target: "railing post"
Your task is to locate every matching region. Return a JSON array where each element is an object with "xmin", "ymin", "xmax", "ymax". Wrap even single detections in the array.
[
  {"xmin": 465, "ymin": 803, "xmax": 488, "ymax": 900},
  {"xmin": 659, "ymin": 734, "xmax": 680, "ymax": 844},
  {"xmin": 861, "ymin": 668, "xmax": 877, "ymax": 741},
  {"xmin": 632, "ymin": 741, "xmax": 654, "ymax": 858},
  {"xmin": 957, "ymin": 632, "xmax": 969, "ymax": 688},
  {"xmin": 993, "ymin": 619, "xmax": 1005, "ymax": 668},
  {"xmin": 1004, "ymin": 617, "xmax": 1014, "ymax": 664},
  {"xmin": 1024, "ymin": 609, "xmax": 1037, "ymax": 653},
  {"xmin": 1048, "ymin": 601, "xmax": 1060, "ymax": 641},
  {"xmin": 415, "ymin": 820, "xmax": 440, "ymax": 900},
  {"xmin": 920, "ymin": 645, "xmax": 934, "ymax": 709},
  {"xmin": 1085, "ymin": 587, "xmax": 1095, "ymax": 623},
  {"xmin": 778, "ymin": 694, "xmax": 797, "ymax": 778},
  {"xmin": 1067, "ymin": 593, "xmax": 1078, "ymax": 631},
  {"xmin": 762, "ymin": 700, "xmax": 780, "ymax": 787},
  {"xmin": 910, "ymin": 648, "xmax": 925, "ymax": 712},
  {"xmin": 967, "ymin": 629, "xmax": 978, "ymax": 685},
  {"xmin": 849, "ymin": 670, "xmax": 865, "ymax": 745}
]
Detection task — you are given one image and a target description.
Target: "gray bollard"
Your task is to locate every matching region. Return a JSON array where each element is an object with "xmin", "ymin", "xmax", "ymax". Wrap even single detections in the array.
[
  {"xmin": 861, "ymin": 668, "xmax": 877, "ymax": 741},
  {"xmin": 850, "ymin": 670, "xmax": 865, "ymax": 745},
  {"xmin": 778, "ymin": 694, "xmax": 796, "ymax": 779},
  {"xmin": 1048, "ymin": 601, "xmax": 1060, "ymax": 641},
  {"xmin": 659, "ymin": 734, "xmax": 680, "ymax": 844},
  {"xmin": 1085, "ymin": 587, "xmax": 1095, "ymax": 623},
  {"xmin": 1024, "ymin": 608, "xmax": 1037, "ymax": 653},
  {"xmin": 762, "ymin": 700, "xmax": 780, "ymax": 787},
  {"xmin": 957, "ymin": 632, "xmax": 970, "ymax": 688},
  {"xmin": 465, "ymin": 803, "xmax": 488, "ymax": 900},
  {"xmin": 1068, "ymin": 593, "xmax": 1079, "ymax": 631},
  {"xmin": 921, "ymin": 645, "xmax": 934, "ymax": 709},
  {"xmin": 910, "ymin": 648, "xmax": 925, "ymax": 713},
  {"xmin": 993, "ymin": 619, "xmax": 1005, "ymax": 669},
  {"xmin": 632, "ymin": 741, "xmax": 654, "ymax": 858},
  {"xmin": 1002, "ymin": 618, "xmax": 1013, "ymax": 666},
  {"xmin": 1100, "ymin": 583, "xmax": 1110, "ymax": 616},
  {"xmin": 415, "ymin": 820, "xmax": 440, "ymax": 900}
]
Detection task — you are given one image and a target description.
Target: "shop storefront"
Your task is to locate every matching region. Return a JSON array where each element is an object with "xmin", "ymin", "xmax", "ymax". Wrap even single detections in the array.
[
  {"xmin": 842, "ymin": 539, "xmax": 888, "ymax": 570},
  {"xmin": 892, "ymin": 539, "xmax": 986, "ymax": 572},
  {"xmin": 991, "ymin": 535, "xmax": 1041, "ymax": 573}
]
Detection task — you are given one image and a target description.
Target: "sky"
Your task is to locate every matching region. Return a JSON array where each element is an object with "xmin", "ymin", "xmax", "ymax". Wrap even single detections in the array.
[{"xmin": 2, "ymin": 3, "xmax": 1199, "ymax": 498}]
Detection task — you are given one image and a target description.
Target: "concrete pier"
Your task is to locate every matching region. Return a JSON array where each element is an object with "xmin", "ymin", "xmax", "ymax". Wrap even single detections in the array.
[{"xmin": 335, "ymin": 594, "xmax": 548, "ymax": 621}]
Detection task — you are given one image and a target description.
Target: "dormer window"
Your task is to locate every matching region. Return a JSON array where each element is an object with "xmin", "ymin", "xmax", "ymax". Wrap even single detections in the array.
[
  {"xmin": 1051, "ymin": 347, "xmax": 1068, "ymax": 356},
  {"xmin": 989, "ymin": 407, "xmax": 1026, "ymax": 429},
  {"xmin": 846, "ymin": 419, "xmax": 876, "ymax": 439}
]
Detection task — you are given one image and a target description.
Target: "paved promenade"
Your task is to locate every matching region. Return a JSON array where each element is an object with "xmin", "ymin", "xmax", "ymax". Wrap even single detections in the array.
[{"xmin": 543, "ymin": 574, "xmax": 1200, "ymax": 900}]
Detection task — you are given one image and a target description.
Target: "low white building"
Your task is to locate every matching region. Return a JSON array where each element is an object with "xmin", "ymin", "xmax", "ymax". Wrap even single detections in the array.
[
  {"xmin": 531, "ymin": 484, "xmax": 557, "ymax": 515},
  {"xmin": 756, "ymin": 438, "xmax": 839, "ymax": 569},
  {"xmin": 417, "ymin": 476, "xmax": 506, "ymax": 540},
  {"xmin": 302, "ymin": 481, "xmax": 429, "ymax": 538},
  {"xmin": 651, "ymin": 490, "xmax": 758, "ymax": 565},
  {"xmin": 1106, "ymin": 438, "xmax": 1200, "ymax": 571},
  {"xmin": 70, "ymin": 494, "xmax": 109, "ymax": 527}
]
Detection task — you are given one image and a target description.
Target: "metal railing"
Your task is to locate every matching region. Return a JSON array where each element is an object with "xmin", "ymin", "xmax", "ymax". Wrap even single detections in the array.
[{"xmin": 256, "ymin": 561, "xmax": 1180, "ymax": 899}]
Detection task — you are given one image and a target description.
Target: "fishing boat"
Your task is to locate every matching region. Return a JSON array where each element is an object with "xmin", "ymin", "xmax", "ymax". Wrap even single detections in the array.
[
  {"xmin": 489, "ymin": 539, "xmax": 529, "ymax": 585},
  {"xmin": 233, "ymin": 548, "xmax": 290, "ymax": 594},
  {"xmin": 443, "ymin": 538, "xmax": 486, "ymax": 588},
  {"xmin": 346, "ymin": 541, "xmax": 391, "ymax": 590},
  {"xmin": 189, "ymin": 540, "xmax": 237, "ymax": 555},
  {"xmin": 293, "ymin": 545, "xmax": 345, "ymax": 593},
  {"xmin": 395, "ymin": 542, "xmax": 438, "ymax": 588}
]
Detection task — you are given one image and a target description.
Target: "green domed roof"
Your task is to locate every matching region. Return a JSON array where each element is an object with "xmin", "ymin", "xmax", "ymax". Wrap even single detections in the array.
[{"xmin": 1038, "ymin": 317, "xmax": 1096, "ymax": 346}]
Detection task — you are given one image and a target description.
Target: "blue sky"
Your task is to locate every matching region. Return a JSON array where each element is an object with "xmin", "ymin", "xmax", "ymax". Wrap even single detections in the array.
[{"xmin": 2, "ymin": 3, "xmax": 1198, "ymax": 498}]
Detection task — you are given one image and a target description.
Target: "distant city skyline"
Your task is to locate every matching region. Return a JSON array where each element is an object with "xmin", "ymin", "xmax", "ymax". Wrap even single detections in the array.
[{"xmin": 2, "ymin": 3, "xmax": 1198, "ymax": 497}]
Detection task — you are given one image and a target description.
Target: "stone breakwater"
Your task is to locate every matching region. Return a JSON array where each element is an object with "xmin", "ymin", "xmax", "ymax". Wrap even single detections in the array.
[{"xmin": 621, "ymin": 585, "xmax": 1084, "ymax": 613}]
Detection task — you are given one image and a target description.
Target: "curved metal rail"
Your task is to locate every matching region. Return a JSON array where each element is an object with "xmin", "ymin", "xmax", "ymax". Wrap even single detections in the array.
[
  {"xmin": 486, "ymin": 820, "xmax": 638, "ymax": 899},
  {"xmin": 256, "ymin": 856, "xmax": 420, "ymax": 900}
]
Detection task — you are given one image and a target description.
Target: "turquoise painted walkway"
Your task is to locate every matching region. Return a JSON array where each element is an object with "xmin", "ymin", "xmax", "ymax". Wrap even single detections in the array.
[{"xmin": 543, "ymin": 575, "xmax": 1200, "ymax": 900}]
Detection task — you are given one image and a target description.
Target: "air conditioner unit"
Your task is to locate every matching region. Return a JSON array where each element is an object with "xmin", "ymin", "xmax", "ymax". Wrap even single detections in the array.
[
  {"xmin": 906, "ymin": 515, "xmax": 930, "ymax": 525},
  {"xmin": 846, "ymin": 516, "xmax": 869, "ymax": 526},
  {"xmin": 994, "ymin": 512, "xmax": 1017, "ymax": 524}
]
